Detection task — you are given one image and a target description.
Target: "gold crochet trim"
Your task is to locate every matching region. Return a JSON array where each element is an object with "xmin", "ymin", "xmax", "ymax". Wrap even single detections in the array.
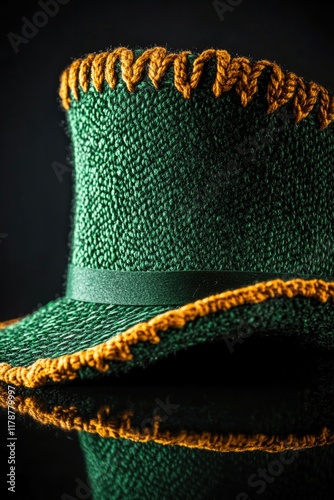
[
  {"xmin": 0, "ymin": 318, "xmax": 20, "ymax": 329},
  {"xmin": 0, "ymin": 278, "xmax": 333, "ymax": 388},
  {"xmin": 0, "ymin": 391, "xmax": 332, "ymax": 453},
  {"xmin": 59, "ymin": 47, "xmax": 334, "ymax": 128}
]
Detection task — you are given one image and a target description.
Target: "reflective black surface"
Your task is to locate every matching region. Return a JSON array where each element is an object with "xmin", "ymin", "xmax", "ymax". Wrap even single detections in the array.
[
  {"xmin": 1, "ymin": 342, "xmax": 333, "ymax": 499},
  {"xmin": 1, "ymin": 1, "xmax": 334, "ymax": 498}
]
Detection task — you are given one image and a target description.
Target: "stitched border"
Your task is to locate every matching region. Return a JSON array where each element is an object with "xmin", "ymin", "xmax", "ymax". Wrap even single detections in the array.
[
  {"xmin": 59, "ymin": 47, "xmax": 334, "ymax": 129},
  {"xmin": 0, "ymin": 318, "xmax": 20, "ymax": 329},
  {"xmin": 0, "ymin": 278, "xmax": 333, "ymax": 388},
  {"xmin": 0, "ymin": 392, "xmax": 332, "ymax": 453}
]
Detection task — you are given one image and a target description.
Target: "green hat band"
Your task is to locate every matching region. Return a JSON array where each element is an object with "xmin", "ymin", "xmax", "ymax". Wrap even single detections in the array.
[
  {"xmin": 66, "ymin": 266, "xmax": 333, "ymax": 305},
  {"xmin": 0, "ymin": 47, "xmax": 333, "ymax": 391}
]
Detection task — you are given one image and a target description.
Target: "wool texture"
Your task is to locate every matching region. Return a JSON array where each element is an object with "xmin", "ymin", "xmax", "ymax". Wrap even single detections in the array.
[{"xmin": 0, "ymin": 47, "xmax": 333, "ymax": 388}]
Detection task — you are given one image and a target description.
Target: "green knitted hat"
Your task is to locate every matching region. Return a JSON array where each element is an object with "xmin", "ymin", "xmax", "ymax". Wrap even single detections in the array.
[
  {"xmin": 1, "ymin": 357, "xmax": 333, "ymax": 498},
  {"xmin": 1, "ymin": 47, "xmax": 334, "ymax": 388}
]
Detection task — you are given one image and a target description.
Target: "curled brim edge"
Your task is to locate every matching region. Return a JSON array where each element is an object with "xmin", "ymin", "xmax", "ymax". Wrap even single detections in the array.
[{"xmin": 0, "ymin": 278, "xmax": 333, "ymax": 388}]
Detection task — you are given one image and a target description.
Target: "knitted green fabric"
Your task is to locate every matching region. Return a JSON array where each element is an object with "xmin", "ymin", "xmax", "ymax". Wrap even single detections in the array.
[
  {"xmin": 68, "ymin": 56, "xmax": 334, "ymax": 275},
  {"xmin": 80, "ymin": 434, "xmax": 334, "ymax": 500},
  {"xmin": 3, "ymin": 359, "xmax": 333, "ymax": 499},
  {"xmin": 0, "ymin": 296, "xmax": 333, "ymax": 371},
  {"xmin": 0, "ymin": 48, "xmax": 333, "ymax": 387},
  {"xmin": 79, "ymin": 359, "xmax": 334, "ymax": 499}
]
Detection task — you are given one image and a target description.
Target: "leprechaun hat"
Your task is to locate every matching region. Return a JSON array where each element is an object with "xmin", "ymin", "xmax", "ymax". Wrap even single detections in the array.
[
  {"xmin": 1, "ymin": 356, "xmax": 333, "ymax": 499},
  {"xmin": 1, "ymin": 47, "xmax": 334, "ymax": 388}
]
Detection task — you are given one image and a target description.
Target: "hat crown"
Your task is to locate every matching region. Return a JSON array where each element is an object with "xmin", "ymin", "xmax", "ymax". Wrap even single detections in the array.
[{"xmin": 62, "ymin": 48, "xmax": 334, "ymax": 276}]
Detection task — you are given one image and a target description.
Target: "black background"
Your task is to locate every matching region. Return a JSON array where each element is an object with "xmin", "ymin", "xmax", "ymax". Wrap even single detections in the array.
[
  {"xmin": 1, "ymin": 0, "xmax": 334, "ymax": 319},
  {"xmin": 0, "ymin": 1, "xmax": 334, "ymax": 498}
]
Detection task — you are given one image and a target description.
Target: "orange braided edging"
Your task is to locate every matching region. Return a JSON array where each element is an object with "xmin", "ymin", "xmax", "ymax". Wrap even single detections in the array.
[
  {"xmin": 0, "ymin": 391, "xmax": 332, "ymax": 453},
  {"xmin": 0, "ymin": 318, "xmax": 21, "ymax": 329},
  {"xmin": 0, "ymin": 278, "xmax": 333, "ymax": 388},
  {"xmin": 59, "ymin": 47, "xmax": 334, "ymax": 128}
]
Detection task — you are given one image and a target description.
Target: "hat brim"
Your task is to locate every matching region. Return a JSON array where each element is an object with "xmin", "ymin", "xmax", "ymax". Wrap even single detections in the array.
[{"xmin": 0, "ymin": 278, "xmax": 334, "ymax": 388}]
